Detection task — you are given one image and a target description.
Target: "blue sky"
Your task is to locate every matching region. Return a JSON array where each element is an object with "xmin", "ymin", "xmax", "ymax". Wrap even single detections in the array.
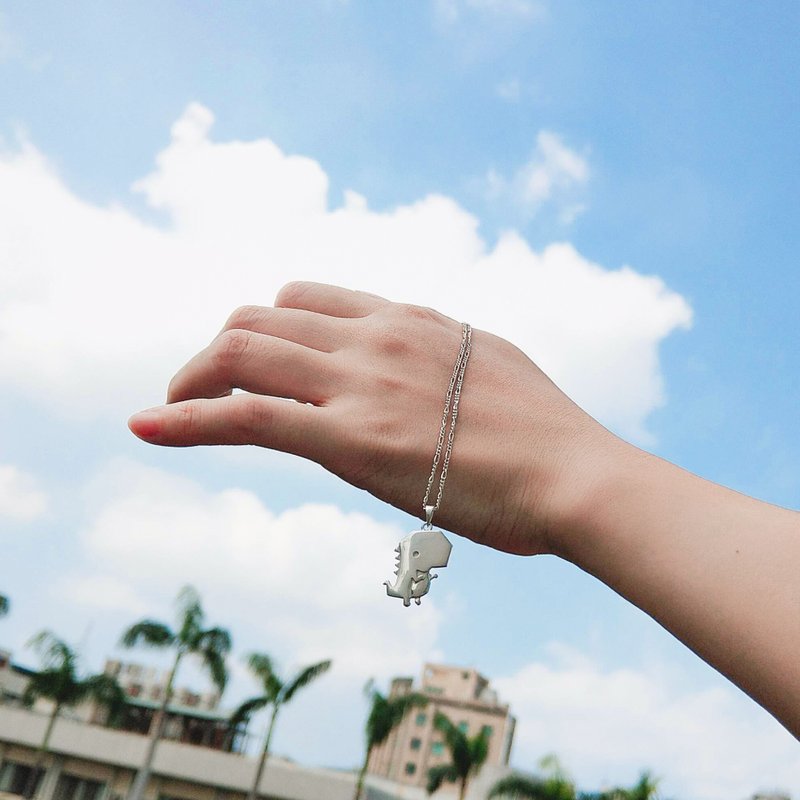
[{"xmin": 1, "ymin": 2, "xmax": 799, "ymax": 797}]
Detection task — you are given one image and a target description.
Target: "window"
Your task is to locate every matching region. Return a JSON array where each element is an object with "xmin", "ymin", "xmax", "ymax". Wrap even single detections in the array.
[
  {"xmin": 431, "ymin": 741, "xmax": 445, "ymax": 756},
  {"xmin": 404, "ymin": 763, "xmax": 417, "ymax": 775},
  {"xmin": 481, "ymin": 725, "xmax": 493, "ymax": 738},
  {"xmin": 0, "ymin": 762, "xmax": 44, "ymax": 797},
  {"xmin": 53, "ymin": 775, "xmax": 104, "ymax": 800},
  {"xmin": 410, "ymin": 737, "xmax": 421, "ymax": 750},
  {"xmin": 415, "ymin": 712, "xmax": 427, "ymax": 726}
]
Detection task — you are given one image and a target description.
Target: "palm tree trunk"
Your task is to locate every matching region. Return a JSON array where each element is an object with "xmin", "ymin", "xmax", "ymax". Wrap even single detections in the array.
[
  {"xmin": 353, "ymin": 745, "xmax": 371, "ymax": 800},
  {"xmin": 25, "ymin": 703, "xmax": 60, "ymax": 798},
  {"xmin": 246, "ymin": 707, "xmax": 278, "ymax": 800},
  {"xmin": 458, "ymin": 777, "xmax": 467, "ymax": 800},
  {"xmin": 126, "ymin": 651, "xmax": 182, "ymax": 800}
]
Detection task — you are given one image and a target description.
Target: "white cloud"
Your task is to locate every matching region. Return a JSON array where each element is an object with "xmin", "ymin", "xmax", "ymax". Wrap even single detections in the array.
[
  {"xmin": 495, "ymin": 78, "xmax": 522, "ymax": 102},
  {"xmin": 0, "ymin": 103, "xmax": 690, "ymax": 442},
  {"xmin": 488, "ymin": 130, "xmax": 590, "ymax": 220},
  {"xmin": 74, "ymin": 458, "xmax": 443, "ymax": 680},
  {"xmin": 56, "ymin": 574, "xmax": 150, "ymax": 617},
  {"xmin": 0, "ymin": 463, "xmax": 48, "ymax": 522},
  {"xmin": 495, "ymin": 644, "xmax": 800, "ymax": 800}
]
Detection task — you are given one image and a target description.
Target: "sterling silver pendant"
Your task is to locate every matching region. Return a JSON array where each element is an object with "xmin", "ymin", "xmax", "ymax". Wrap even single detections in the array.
[{"xmin": 384, "ymin": 511, "xmax": 452, "ymax": 607}]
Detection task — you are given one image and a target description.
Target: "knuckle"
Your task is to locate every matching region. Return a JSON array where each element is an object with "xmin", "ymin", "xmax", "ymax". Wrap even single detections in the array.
[
  {"xmin": 396, "ymin": 302, "xmax": 440, "ymax": 325},
  {"xmin": 176, "ymin": 402, "xmax": 200, "ymax": 437},
  {"xmin": 275, "ymin": 281, "xmax": 311, "ymax": 308},
  {"xmin": 225, "ymin": 305, "xmax": 265, "ymax": 331},
  {"xmin": 235, "ymin": 396, "xmax": 272, "ymax": 440},
  {"xmin": 213, "ymin": 329, "xmax": 252, "ymax": 372}
]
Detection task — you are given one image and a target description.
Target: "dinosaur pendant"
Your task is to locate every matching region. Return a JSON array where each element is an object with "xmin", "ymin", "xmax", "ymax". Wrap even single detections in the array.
[{"xmin": 384, "ymin": 527, "xmax": 452, "ymax": 607}]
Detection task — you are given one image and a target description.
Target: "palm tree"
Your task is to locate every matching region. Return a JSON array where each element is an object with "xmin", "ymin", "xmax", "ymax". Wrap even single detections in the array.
[
  {"xmin": 426, "ymin": 712, "xmax": 490, "ymax": 800},
  {"xmin": 580, "ymin": 772, "xmax": 660, "ymax": 800},
  {"xmin": 121, "ymin": 586, "xmax": 232, "ymax": 800},
  {"xmin": 230, "ymin": 653, "xmax": 331, "ymax": 800},
  {"xmin": 0, "ymin": 593, "xmax": 9, "ymax": 617},
  {"xmin": 22, "ymin": 631, "xmax": 126, "ymax": 798},
  {"xmin": 490, "ymin": 755, "xmax": 577, "ymax": 800},
  {"xmin": 353, "ymin": 679, "xmax": 429, "ymax": 800}
]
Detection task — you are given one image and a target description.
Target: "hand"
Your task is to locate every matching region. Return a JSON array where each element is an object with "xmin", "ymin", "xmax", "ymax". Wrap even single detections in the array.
[{"xmin": 128, "ymin": 281, "xmax": 614, "ymax": 555}]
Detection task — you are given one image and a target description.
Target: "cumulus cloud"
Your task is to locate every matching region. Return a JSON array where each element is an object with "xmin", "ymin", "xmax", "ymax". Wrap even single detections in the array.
[
  {"xmin": 0, "ymin": 103, "xmax": 690, "ymax": 441},
  {"xmin": 0, "ymin": 463, "xmax": 48, "ymax": 522},
  {"xmin": 488, "ymin": 130, "xmax": 590, "ymax": 221},
  {"xmin": 72, "ymin": 458, "xmax": 443, "ymax": 680},
  {"xmin": 495, "ymin": 644, "xmax": 800, "ymax": 800}
]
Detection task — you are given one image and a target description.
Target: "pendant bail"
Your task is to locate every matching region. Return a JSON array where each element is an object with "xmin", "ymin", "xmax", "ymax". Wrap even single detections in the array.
[{"xmin": 424, "ymin": 504, "xmax": 435, "ymax": 529}]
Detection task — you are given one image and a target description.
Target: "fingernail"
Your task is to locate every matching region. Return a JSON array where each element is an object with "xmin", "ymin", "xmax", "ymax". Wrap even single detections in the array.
[{"xmin": 128, "ymin": 410, "xmax": 162, "ymax": 439}]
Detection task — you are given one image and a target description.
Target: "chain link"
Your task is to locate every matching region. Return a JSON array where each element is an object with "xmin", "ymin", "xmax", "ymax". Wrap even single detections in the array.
[{"xmin": 422, "ymin": 323, "xmax": 472, "ymax": 524}]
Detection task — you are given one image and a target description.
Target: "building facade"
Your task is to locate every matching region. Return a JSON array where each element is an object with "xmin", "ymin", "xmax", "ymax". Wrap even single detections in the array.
[{"xmin": 367, "ymin": 663, "xmax": 515, "ymax": 790}]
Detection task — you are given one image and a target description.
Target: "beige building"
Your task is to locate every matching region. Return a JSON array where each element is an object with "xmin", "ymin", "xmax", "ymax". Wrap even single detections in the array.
[
  {"xmin": 367, "ymin": 663, "xmax": 515, "ymax": 790},
  {"xmin": 1, "ymin": 653, "xmax": 517, "ymax": 800}
]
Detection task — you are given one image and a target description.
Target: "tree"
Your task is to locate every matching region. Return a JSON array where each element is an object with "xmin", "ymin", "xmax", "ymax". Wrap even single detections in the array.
[
  {"xmin": 230, "ymin": 653, "xmax": 332, "ymax": 800},
  {"xmin": 0, "ymin": 593, "xmax": 8, "ymax": 617},
  {"xmin": 120, "ymin": 586, "xmax": 232, "ymax": 800},
  {"xmin": 22, "ymin": 631, "xmax": 126, "ymax": 798},
  {"xmin": 426, "ymin": 712, "xmax": 490, "ymax": 800},
  {"xmin": 490, "ymin": 754, "xmax": 576, "ymax": 800},
  {"xmin": 353, "ymin": 679, "xmax": 429, "ymax": 800},
  {"xmin": 581, "ymin": 772, "xmax": 660, "ymax": 800}
]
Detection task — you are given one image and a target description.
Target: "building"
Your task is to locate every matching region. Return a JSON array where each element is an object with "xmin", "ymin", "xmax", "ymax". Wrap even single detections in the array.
[
  {"xmin": 101, "ymin": 660, "xmax": 244, "ymax": 753},
  {"xmin": 1, "ymin": 653, "xmax": 516, "ymax": 800},
  {"xmin": 367, "ymin": 663, "xmax": 516, "ymax": 790}
]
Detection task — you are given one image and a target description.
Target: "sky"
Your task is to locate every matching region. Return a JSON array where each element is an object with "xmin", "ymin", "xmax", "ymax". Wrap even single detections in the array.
[{"xmin": 1, "ymin": 1, "xmax": 799, "ymax": 798}]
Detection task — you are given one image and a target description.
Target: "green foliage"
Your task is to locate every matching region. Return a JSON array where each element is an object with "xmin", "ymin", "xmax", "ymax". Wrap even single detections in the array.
[
  {"xmin": 120, "ymin": 585, "xmax": 232, "ymax": 693},
  {"xmin": 490, "ymin": 762, "xmax": 658, "ymax": 800},
  {"xmin": 580, "ymin": 771, "xmax": 660, "ymax": 800},
  {"xmin": 426, "ymin": 712, "xmax": 490, "ymax": 798},
  {"xmin": 231, "ymin": 653, "xmax": 332, "ymax": 728},
  {"xmin": 0, "ymin": 593, "xmax": 9, "ymax": 617},
  {"xmin": 24, "ymin": 631, "xmax": 127, "ymax": 723},
  {"xmin": 363, "ymin": 679, "xmax": 429, "ymax": 750}
]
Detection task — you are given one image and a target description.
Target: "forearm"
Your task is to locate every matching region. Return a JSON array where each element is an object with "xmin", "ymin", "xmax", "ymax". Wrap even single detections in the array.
[{"xmin": 552, "ymin": 439, "xmax": 800, "ymax": 735}]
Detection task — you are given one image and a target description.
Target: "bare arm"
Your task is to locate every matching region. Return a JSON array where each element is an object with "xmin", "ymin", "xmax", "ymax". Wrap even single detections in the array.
[{"xmin": 129, "ymin": 281, "xmax": 800, "ymax": 736}]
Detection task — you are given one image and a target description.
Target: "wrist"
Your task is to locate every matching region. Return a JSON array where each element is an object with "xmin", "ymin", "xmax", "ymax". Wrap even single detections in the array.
[{"xmin": 540, "ymin": 425, "xmax": 643, "ymax": 561}]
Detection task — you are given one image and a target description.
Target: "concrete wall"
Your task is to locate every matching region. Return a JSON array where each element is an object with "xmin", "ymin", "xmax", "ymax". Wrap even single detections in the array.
[{"xmin": 0, "ymin": 706, "xmax": 354, "ymax": 800}]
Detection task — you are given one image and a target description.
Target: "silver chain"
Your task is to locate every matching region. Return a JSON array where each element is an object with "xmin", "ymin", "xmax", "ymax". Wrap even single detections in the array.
[{"xmin": 421, "ymin": 322, "xmax": 472, "ymax": 527}]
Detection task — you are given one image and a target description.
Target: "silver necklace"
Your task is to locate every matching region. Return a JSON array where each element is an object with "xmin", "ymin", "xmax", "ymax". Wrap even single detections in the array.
[{"xmin": 384, "ymin": 323, "xmax": 472, "ymax": 606}]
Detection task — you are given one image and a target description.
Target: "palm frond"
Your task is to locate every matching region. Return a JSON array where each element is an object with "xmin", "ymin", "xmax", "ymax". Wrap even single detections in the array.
[
  {"xmin": 468, "ymin": 729, "xmax": 490, "ymax": 773},
  {"xmin": 201, "ymin": 646, "xmax": 228, "ymax": 693},
  {"xmin": 281, "ymin": 660, "xmax": 331, "ymax": 704},
  {"xmin": 488, "ymin": 775, "xmax": 550, "ymax": 800},
  {"xmin": 120, "ymin": 620, "xmax": 175, "ymax": 649},
  {"xmin": 426, "ymin": 764, "xmax": 458, "ymax": 795},
  {"xmin": 82, "ymin": 674, "xmax": 128, "ymax": 726},
  {"xmin": 176, "ymin": 585, "xmax": 204, "ymax": 644},
  {"xmin": 198, "ymin": 625, "xmax": 232, "ymax": 657},
  {"xmin": 433, "ymin": 712, "xmax": 470, "ymax": 776},
  {"xmin": 247, "ymin": 652, "xmax": 276, "ymax": 684},
  {"xmin": 0, "ymin": 594, "xmax": 9, "ymax": 616},
  {"xmin": 366, "ymin": 689, "xmax": 427, "ymax": 748},
  {"xmin": 229, "ymin": 695, "xmax": 270, "ymax": 728},
  {"xmin": 28, "ymin": 631, "xmax": 76, "ymax": 672}
]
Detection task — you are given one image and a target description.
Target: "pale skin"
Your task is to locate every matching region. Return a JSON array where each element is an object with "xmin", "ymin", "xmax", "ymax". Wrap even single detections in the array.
[{"xmin": 129, "ymin": 281, "xmax": 800, "ymax": 737}]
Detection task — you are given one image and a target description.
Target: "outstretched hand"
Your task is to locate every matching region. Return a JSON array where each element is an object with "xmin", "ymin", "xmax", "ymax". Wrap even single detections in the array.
[{"xmin": 129, "ymin": 281, "xmax": 611, "ymax": 556}]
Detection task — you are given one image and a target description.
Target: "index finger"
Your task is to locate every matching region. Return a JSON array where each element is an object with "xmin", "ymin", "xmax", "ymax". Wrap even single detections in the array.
[{"xmin": 275, "ymin": 281, "xmax": 389, "ymax": 318}]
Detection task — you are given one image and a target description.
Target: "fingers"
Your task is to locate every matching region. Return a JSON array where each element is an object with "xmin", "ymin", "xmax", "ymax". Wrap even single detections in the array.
[
  {"xmin": 129, "ymin": 395, "xmax": 332, "ymax": 459},
  {"xmin": 167, "ymin": 329, "xmax": 337, "ymax": 406},
  {"xmin": 275, "ymin": 281, "xmax": 388, "ymax": 318},
  {"xmin": 221, "ymin": 305, "xmax": 348, "ymax": 353}
]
